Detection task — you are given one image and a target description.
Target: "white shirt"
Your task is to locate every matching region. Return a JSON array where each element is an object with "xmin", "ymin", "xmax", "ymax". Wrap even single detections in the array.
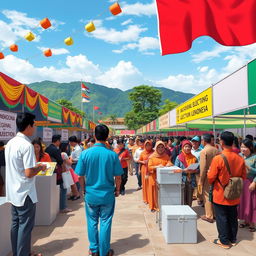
[
  {"xmin": 133, "ymin": 148, "xmax": 144, "ymax": 162},
  {"xmin": 71, "ymin": 144, "xmax": 82, "ymax": 162},
  {"xmin": 5, "ymin": 132, "xmax": 37, "ymax": 206}
]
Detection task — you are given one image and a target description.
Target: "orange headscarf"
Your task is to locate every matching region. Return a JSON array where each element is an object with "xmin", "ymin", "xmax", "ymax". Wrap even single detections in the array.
[{"xmin": 150, "ymin": 141, "xmax": 168, "ymax": 159}]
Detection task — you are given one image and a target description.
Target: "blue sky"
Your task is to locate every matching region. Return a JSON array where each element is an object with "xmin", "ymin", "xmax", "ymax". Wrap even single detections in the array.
[{"xmin": 0, "ymin": 0, "xmax": 256, "ymax": 94}]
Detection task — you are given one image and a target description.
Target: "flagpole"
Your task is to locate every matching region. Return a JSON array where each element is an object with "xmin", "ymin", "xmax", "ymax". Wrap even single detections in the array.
[
  {"xmin": 93, "ymin": 105, "xmax": 95, "ymax": 123},
  {"xmin": 80, "ymin": 80, "xmax": 83, "ymax": 113}
]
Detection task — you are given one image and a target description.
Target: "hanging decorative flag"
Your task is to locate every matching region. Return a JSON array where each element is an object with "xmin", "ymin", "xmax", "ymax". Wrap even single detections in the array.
[
  {"xmin": 10, "ymin": 44, "xmax": 18, "ymax": 52},
  {"xmin": 25, "ymin": 32, "xmax": 35, "ymax": 41},
  {"xmin": 64, "ymin": 37, "xmax": 74, "ymax": 46},
  {"xmin": 44, "ymin": 48, "xmax": 52, "ymax": 57},
  {"xmin": 94, "ymin": 106, "xmax": 100, "ymax": 110},
  {"xmin": 82, "ymin": 92, "xmax": 90, "ymax": 99},
  {"xmin": 81, "ymin": 83, "xmax": 90, "ymax": 93},
  {"xmin": 156, "ymin": 0, "xmax": 256, "ymax": 55},
  {"xmin": 40, "ymin": 18, "xmax": 52, "ymax": 29},
  {"xmin": 109, "ymin": 2, "xmax": 122, "ymax": 16},
  {"xmin": 82, "ymin": 98, "xmax": 90, "ymax": 103},
  {"xmin": 98, "ymin": 111, "xmax": 102, "ymax": 115},
  {"xmin": 0, "ymin": 52, "xmax": 4, "ymax": 59},
  {"xmin": 85, "ymin": 22, "xmax": 96, "ymax": 32}
]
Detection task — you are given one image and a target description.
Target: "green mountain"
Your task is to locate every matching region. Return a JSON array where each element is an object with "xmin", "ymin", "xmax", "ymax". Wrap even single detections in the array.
[{"xmin": 29, "ymin": 81, "xmax": 194, "ymax": 118}]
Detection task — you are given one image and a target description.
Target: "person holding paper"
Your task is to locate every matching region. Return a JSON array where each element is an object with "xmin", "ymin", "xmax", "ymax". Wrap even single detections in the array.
[
  {"xmin": 175, "ymin": 140, "xmax": 199, "ymax": 206},
  {"xmin": 5, "ymin": 113, "xmax": 47, "ymax": 256},
  {"xmin": 148, "ymin": 141, "xmax": 173, "ymax": 212}
]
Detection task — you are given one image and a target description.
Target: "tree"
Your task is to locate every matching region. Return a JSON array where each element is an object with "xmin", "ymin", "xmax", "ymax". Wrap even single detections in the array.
[
  {"xmin": 56, "ymin": 99, "xmax": 86, "ymax": 118},
  {"xmin": 109, "ymin": 114, "xmax": 118, "ymax": 125},
  {"xmin": 124, "ymin": 85, "xmax": 162, "ymax": 130},
  {"xmin": 159, "ymin": 99, "xmax": 178, "ymax": 116}
]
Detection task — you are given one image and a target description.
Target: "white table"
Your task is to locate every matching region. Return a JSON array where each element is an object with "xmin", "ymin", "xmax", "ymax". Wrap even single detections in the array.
[
  {"xmin": 0, "ymin": 197, "xmax": 12, "ymax": 256},
  {"xmin": 35, "ymin": 174, "xmax": 60, "ymax": 226}
]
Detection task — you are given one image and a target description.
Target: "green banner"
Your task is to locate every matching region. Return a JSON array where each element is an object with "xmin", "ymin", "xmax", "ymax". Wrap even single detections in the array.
[
  {"xmin": 48, "ymin": 100, "xmax": 62, "ymax": 123},
  {"xmin": 156, "ymin": 118, "xmax": 159, "ymax": 131},
  {"xmin": 248, "ymin": 59, "xmax": 256, "ymax": 105}
]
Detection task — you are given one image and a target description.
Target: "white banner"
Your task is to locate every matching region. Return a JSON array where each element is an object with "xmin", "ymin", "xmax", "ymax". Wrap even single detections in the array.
[
  {"xmin": 61, "ymin": 129, "xmax": 69, "ymax": 141},
  {"xmin": 43, "ymin": 127, "xmax": 53, "ymax": 142},
  {"xmin": 169, "ymin": 109, "xmax": 176, "ymax": 127},
  {"xmin": 213, "ymin": 66, "xmax": 248, "ymax": 116},
  {"xmin": 0, "ymin": 110, "xmax": 17, "ymax": 140}
]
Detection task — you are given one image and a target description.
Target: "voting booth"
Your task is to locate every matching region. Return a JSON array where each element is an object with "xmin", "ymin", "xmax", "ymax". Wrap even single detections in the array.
[
  {"xmin": 0, "ymin": 197, "xmax": 11, "ymax": 256},
  {"xmin": 162, "ymin": 205, "xmax": 197, "ymax": 244}
]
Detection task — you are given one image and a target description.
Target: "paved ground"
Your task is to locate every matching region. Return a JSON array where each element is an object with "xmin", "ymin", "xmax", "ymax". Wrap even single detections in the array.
[{"xmin": 30, "ymin": 176, "xmax": 255, "ymax": 256}]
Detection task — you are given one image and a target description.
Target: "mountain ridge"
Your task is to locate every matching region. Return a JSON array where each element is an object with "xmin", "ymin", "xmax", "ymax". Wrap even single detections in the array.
[{"xmin": 29, "ymin": 81, "xmax": 195, "ymax": 118}]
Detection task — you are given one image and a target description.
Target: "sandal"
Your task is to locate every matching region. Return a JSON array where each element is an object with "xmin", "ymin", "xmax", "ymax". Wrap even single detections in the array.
[
  {"xmin": 211, "ymin": 239, "xmax": 231, "ymax": 249},
  {"xmin": 249, "ymin": 226, "xmax": 256, "ymax": 232},
  {"xmin": 239, "ymin": 223, "xmax": 249, "ymax": 228}
]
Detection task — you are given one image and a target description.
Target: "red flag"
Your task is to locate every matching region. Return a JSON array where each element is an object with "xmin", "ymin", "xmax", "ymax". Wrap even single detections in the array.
[
  {"xmin": 94, "ymin": 106, "xmax": 100, "ymax": 110},
  {"xmin": 82, "ymin": 93, "xmax": 90, "ymax": 99},
  {"xmin": 81, "ymin": 83, "xmax": 89, "ymax": 90},
  {"xmin": 156, "ymin": 0, "xmax": 256, "ymax": 55}
]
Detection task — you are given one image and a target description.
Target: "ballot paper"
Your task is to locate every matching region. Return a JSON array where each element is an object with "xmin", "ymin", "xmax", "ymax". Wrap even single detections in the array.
[
  {"xmin": 37, "ymin": 162, "xmax": 57, "ymax": 176},
  {"xmin": 187, "ymin": 163, "xmax": 199, "ymax": 170}
]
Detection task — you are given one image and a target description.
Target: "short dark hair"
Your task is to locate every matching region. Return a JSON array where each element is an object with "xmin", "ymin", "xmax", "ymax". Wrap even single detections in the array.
[
  {"xmin": 220, "ymin": 131, "xmax": 234, "ymax": 147},
  {"xmin": 52, "ymin": 134, "xmax": 61, "ymax": 143},
  {"xmin": 241, "ymin": 139, "xmax": 254, "ymax": 154},
  {"xmin": 59, "ymin": 142, "xmax": 69, "ymax": 153},
  {"xmin": 246, "ymin": 134, "xmax": 254, "ymax": 141},
  {"xmin": 90, "ymin": 138, "xmax": 96, "ymax": 143},
  {"xmin": 95, "ymin": 124, "xmax": 109, "ymax": 141},
  {"xmin": 202, "ymin": 133, "xmax": 212, "ymax": 144},
  {"xmin": 69, "ymin": 136, "xmax": 78, "ymax": 143},
  {"xmin": 139, "ymin": 138, "xmax": 145, "ymax": 143},
  {"xmin": 117, "ymin": 139, "xmax": 124, "ymax": 145},
  {"xmin": 16, "ymin": 112, "xmax": 35, "ymax": 132}
]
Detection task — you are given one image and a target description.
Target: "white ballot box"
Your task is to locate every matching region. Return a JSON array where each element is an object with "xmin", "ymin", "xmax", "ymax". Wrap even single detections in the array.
[
  {"xmin": 35, "ymin": 173, "xmax": 60, "ymax": 226},
  {"xmin": 162, "ymin": 205, "xmax": 197, "ymax": 244},
  {"xmin": 0, "ymin": 197, "xmax": 11, "ymax": 256},
  {"xmin": 157, "ymin": 167, "xmax": 182, "ymax": 184},
  {"xmin": 158, "ymin": 184, "xmax": 183, "ymax": 205}
]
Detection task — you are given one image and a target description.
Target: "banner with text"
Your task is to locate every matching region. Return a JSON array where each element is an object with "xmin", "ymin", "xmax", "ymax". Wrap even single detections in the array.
[
  {"xmin": 176, "ymin": 88, "xmax": 212, "ymax": 124},
  {"xmin": 48, "ymin": 100, "xmax": 62, "ymax": 123},
  {"xmin": 0, "ymin": 110, "xmax": 17, "ymax": 140},
  {"xmin": 61, "ymin": 129, "xmax": 69, "ymax": 141},
  {"xmin": 159, "ymin": 112, "xmax": 170, "ymax": 129},
  {"xmin": 43, "ymin": 127, "xmax": 53, "ymax": 142}
]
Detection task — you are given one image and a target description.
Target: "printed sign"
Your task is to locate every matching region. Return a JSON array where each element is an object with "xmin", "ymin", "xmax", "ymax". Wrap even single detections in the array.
[
  {"xmin": 0, "ymin": 110, "xmax": 17, "ymax": 140},
  {"xmin": 61, "ymin": 129, "xmax": 69, "ymax": 141},
  {"xmin": 43, "ymin": 127, "xmax": 53, "ymax": 142},
  {"xmin": 159, "ymin": 112, "xmax": 170, "ymax": 129},
  {"xmin": 48, "ymin": 100, "xmax": 62, "ymax": 123},
  {"xmin": 176, "ymin": 87, "xmax": 212, "ymax": 124},
  {"xmin": 120, "ymin": 130, "xmax": 135, "ymax": 135}
]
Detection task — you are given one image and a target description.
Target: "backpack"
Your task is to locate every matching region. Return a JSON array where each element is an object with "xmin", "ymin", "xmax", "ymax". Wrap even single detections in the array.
[{"xmin": 218, "ymin": 154, "xmax": 243, "ymax": 200}]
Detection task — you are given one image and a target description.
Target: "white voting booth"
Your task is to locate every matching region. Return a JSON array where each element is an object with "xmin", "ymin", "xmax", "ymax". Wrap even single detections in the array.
[
  {"xmin": 35, "ymin": 173, "xmax": 60, "ymax": 225},
  {"xmin": 0, "ymin": 197, "xmax": 12, "ymax": 256}
]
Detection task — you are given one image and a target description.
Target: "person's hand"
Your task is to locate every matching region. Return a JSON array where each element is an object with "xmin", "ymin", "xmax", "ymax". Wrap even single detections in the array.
[
  {"xmin": 173, "ymin": 169, "xmax": 182, "ymax": 173},
  {"xmin": 157, "ymin": 164, "xmax": 164, "ymax": 168},
  {"xmin": 249, "ymin": 182, "xmax": 256, "ymax": 192},
  {"xmin": 166, "ymin": 163, "xmax": 172, "ymax": 167},
  {"xmin": 115, "ymin": 190, "xmax": 120, "ymax": 197},
  {"xmin": 40, "ymin": 164, "xmax": 47, "ymax": 172},
  {"xmin": 198, "ymin": 184, "xmax": 203, "ymax": 195}
]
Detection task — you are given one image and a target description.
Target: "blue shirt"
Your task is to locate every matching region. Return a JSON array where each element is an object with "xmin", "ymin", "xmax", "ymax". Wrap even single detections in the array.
[{"xmin": 75, "ymin": 143, "xmax": 123, "ymax": 205}]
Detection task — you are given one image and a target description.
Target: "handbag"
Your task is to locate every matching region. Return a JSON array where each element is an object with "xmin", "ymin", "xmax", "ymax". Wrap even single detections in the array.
[{"xmin": 62, "ymin": 171, "xmax": 74, "ymax": 189}]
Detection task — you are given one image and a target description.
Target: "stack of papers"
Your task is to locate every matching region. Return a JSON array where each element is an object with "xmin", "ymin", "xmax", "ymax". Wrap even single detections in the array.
[{"xmin": 37, "ymin": 162, "xmax": 57, "ymax": 176}]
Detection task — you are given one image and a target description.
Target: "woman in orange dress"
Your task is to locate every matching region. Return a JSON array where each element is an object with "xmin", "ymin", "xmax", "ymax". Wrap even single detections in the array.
[
  {"xmin": 32, "ymin": 137, "xmax": 51, "ymax": 162},
  {"xmin": 148, "ymin": 141, "xmax": 172, "ymax": 212},
  {"xmin": 138, "ymin": 140, "xmax": 154, "ymax": 204}
]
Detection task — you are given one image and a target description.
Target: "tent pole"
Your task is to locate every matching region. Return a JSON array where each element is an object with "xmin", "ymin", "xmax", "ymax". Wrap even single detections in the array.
[
  {"xmin": 243, "ymin": 108, "xmax": 246, "ymax": 138},
  {"xmin": 213, "ymin": 117, "xmax": 216, "ymax": 138}
]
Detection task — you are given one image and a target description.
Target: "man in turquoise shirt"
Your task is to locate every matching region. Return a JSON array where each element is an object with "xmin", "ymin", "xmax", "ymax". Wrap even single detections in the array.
[{"xmin": 75, "ymin": 124, "xmax": 123, "ymax": 256}]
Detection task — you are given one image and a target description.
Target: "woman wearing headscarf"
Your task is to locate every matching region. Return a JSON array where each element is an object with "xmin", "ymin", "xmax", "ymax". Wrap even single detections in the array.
[
  {"xmin": 148, "ymin": 141, "xmax": 173, "ymax": 212},
  {"xmin": 175, "ymin": 140, "xmax": 199, "ymax": 207},
  {"xmin": 138, "ymin": 140, "xmax": 154, "ymax": 204}
]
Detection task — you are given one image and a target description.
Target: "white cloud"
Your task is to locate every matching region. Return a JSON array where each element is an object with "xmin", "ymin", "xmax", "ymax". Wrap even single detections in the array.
[
  {"xmin": 38, "ymin": 47, "xmax": 70, "ymax": 55},
  {"xmin": 87, "ymin": 24, "xmax": 147, "ymax": 44},
  {"xmin": 96, "ymin": 60, "xmax": 146, "ymax": 90},
  {"xmin": 121, "ymin": 19, "xmax": 133, "ymax": 26},
  {"xmin": 198, "ymin": 66, "xmax": 209, "ymax": 72},
  {"xmin": 113, "ymin": 36, "xmax": 159, "ymax": 54},
  {"xmin": 122, "ymin": 1, "xmax": 156, "ymax": 16},
  {"xmin": 0, "ymin": 55, "xmax": 146, "ymax": 90}
]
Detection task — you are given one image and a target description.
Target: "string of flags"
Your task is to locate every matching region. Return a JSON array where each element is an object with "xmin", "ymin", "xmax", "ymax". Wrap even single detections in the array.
[{"xmin": 0, "ymin": 2, "xmax": 122, "ymax": 60}]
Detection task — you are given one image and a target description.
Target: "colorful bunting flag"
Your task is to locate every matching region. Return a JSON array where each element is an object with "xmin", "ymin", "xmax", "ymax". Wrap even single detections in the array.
[{"xmin": 94, "ymin": 106, "xmax": 100, "ymax": 110}]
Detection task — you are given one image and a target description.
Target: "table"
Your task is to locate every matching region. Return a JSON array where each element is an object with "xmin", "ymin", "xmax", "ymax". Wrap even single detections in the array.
[{"xmin": 35, "ymin": 174, "xmax": 60, "ymax": 226}]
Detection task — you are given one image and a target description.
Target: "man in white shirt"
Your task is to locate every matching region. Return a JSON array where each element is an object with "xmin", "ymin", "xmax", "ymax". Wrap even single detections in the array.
[
  {"xmin": 133, "ymin": 138, "xmax": 145, "ymax": 190},
  {"xmin": 69, "ymin": 136, "xmax": 82, "ymax": 170},
  {"xmin": 5, "ymin": 113, "xmax": 46, "ymax": 256}
]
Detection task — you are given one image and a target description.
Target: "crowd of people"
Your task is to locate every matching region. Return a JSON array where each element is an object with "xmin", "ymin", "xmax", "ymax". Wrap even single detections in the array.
[{"xmin": 1, "ymin": 112, "xmax": 256, "ymax": 255}]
